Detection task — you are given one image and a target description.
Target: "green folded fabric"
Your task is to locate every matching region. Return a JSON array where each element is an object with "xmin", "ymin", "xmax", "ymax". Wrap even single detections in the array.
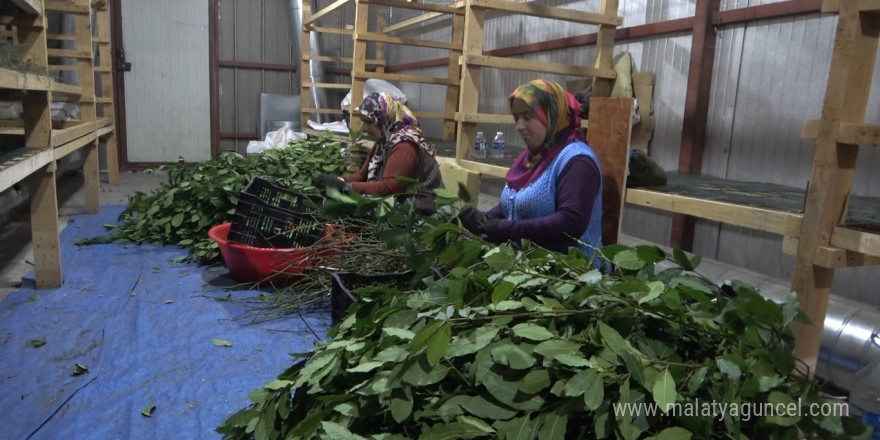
[{"xmin": 627, "ymin": 149, "xmax": 667, "ymax": 188}]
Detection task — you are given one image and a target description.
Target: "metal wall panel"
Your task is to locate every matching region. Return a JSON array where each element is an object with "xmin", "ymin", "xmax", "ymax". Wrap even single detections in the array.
[
  {"xmin": 121, "ymin": 0, "xmax": 211, "ymax": 162},
  {"xmin": 217, "ymin": 0, "xmax": 300, "ymax": 152}
]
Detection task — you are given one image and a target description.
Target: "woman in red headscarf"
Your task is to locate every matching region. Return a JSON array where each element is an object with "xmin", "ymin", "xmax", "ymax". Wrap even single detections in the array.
[{"xmin": 459, "ymin": 79, "xmax": 603, "ymax": 257}]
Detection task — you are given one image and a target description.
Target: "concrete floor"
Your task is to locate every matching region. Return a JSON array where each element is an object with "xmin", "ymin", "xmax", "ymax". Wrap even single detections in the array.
[
  {"xmin": 0, "ymin": 171, "xmax": 500, "ymax": 303},
  {"xmin": 0, "ymin": 171, "xmax": 167, "ymax": 302}
]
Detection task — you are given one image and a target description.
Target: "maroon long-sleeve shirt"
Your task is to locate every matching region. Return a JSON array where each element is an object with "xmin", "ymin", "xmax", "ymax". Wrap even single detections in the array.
[{"xmin": 342, "ymin": 141, "xmax": 419, "ymax": 196}]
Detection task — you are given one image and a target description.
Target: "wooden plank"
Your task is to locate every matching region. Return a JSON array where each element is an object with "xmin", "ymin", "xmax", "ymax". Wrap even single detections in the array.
[
  {"xmin": 0, "ymin": 148, "xmax": 53, "ymax": 194},
  {"xmin": 353, "ymin": 70, "xmax": 459, "ymax": 86},
  {"xmin": 82, "ymin": 142, "xmax": 99, "ymax": 214},
  {"xmin": 10, "ymin": 0, "xmax": 42, "ymax": 14},
  {"xmin": 382, "ymin": 12, "xmax": 444, "ymax": 34},
  {"xmin": 301, "ymin": 0, "xmax": 315, "ymax": 126},
  {"xmin": 464, "ymin": 54, "xmax": 617, "ymax": 78},
  {"xmin": 303, "ymin": 81, "xmax": 353, "ymax": 89},
  {"xmin": 830, "ymin": 226, "xmax": 880, "ymax": 258},
  {"xmin": 792, "ymin": 1, "xmax": 880, "ymax": 374},
  {"xmin": 54, "ymin": 129, "xmax": 97, "ymax": 159},
  {"xmin": 801, "ymin": 119, "xmax": 821, "ymax": 139},
  {"xmin": 349, "ymin": 0, "xmax": 369, "ymax": 135},
  {"xmin": 102, "ymin": 130, "xmax": 119, "ymax": 184},
  {"xmin": 303, "ymin": 0, "xmax": 348, "ymax": 26},
  {"xmin": 27, "ymin": 164, "xmax": 63, "ymax": 288},
  {"xmin": 354, "ymin": 31, "xmax": 459, "ymax": 50},
  {"xmin": 859, "ymin": 0, "xmax": 880, "ymax": 12},
  {"xmin": 0, "ymin": 68, "xmax": 52, "ymax": 91},
  {"xmin": 625, "ymin": 188, "xmax": 804, "ymax": 236},
  {"xmin": 459, "ymin": 159, "xmax": 508, "ymax": 179},
  {"xmin": 469, "ymin": 0, "xmax": 622, "ymax": 26},
  {"xmin": 46, "ymin": 32, "xmax": 77, "ymax": 41},
  {"xmin": 45, "ymin": 0, "xmax": 90, "ymax": 13},
  {"xmin": 821, "ymin": 0, "xmax": 840, "ymax": 12},
  {"xmin": 52, "ymin": 120, "xmax": 94, "ymax": 147},
  {"xmin": 310, "ymin": 26, "xmax": 353, "ymax": 35},
  {"xmin": 47, "ymin": 48, "xmax": 93, "ymax": 59},
  {"xmin": 587, "ymin": 98, "xmax": 633, "ymax": 245},
  {"xmin": 454, "ymin": 3, "xmax": 485, "ymax": 162},
  {"xmin": 360, "ymin": 0, "xmax": 463, "ymax": 16},
  {"xmin": 800, "ymin": 119, "xmax": 878, "ymax": 146},
  {"xmin": 303, "ymin": 55, "xmax": 385, "ymax": 66},
  {"xmin": 443, "ymin": 13, "xmax": 465, "ymax": 140},
  {"xmin": 837, "ymin": 122, "xmax": 880, "ymax": 146},
  {"xmin": 591, "ymin": 0, "xmax": 619, "ymax": 97},
  {"xmin": 375, "ymin": 13, "xmax": 387, "ymax": 74},
  {"xmin": 459, "ymin": 111, "xmax": 589, "ymax": 128},
  {"xmin": 783, "ymin": 236, "xmax": 880, "ymax": 267},
  {"xmin": 459, "ymin": 112, "xmax": 515, "ymax": 124}
]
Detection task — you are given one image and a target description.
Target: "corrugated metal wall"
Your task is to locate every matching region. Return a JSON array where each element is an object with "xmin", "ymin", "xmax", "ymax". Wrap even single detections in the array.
[{"xmin": 217, "ymin": 0, "xmax": 299, "ymax": 152}]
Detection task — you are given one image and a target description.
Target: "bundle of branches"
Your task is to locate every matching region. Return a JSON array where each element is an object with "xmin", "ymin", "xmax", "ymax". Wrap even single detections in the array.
[
  {"xmin": 218, "ymin": 230, "xmax": 870, "ymax": 439},
  {"xmin": 222, "ymin": 188, "xmax": 466, "ymax": 324},
  {"xmin": 78, "ymin": 134, "xmax": 348, "ymax": 263}
]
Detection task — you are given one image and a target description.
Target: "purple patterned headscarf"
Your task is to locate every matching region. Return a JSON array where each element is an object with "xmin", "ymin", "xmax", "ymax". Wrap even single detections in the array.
[{"xmin": 355, "ymin": 92, "xmax": 436, "ymax": 180}]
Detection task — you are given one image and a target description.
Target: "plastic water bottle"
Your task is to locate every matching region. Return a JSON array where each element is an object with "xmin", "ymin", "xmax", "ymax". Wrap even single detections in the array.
[
  {"xmin": 474, "ymin": 131, "xmax": 487, "ymax": 159},
  {"xmin": 851, "ymin": 356, "xmax": 880, "ymax": 440},
  {"xmin": 492, "ymin": 131, "xmax": 505, "ymax": 159}
]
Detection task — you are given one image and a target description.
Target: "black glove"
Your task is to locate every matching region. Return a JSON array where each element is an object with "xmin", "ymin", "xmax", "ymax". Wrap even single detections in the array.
[
  {"xmin": 478, "ymin": 219, "xmax": 504, "ymax": 243},
  {"xmin": 457, "ymin": 206, "xmax": 487, "ymax": 234},
  {"xmin": 315, "ymin": 174, "xmax": 347, "ymax": 193}
]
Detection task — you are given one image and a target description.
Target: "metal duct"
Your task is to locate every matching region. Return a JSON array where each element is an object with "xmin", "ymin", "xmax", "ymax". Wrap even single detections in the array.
[
  {"xmin": 621, "ymin": 234, "xmax": 880, "ymax": 393},
  {"xmin": 285, "ymin": 0, "xmax": 331, "ymax": 124}
]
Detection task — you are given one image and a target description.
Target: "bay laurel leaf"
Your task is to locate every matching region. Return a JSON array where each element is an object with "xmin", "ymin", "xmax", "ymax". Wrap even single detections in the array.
[
  {"xmin": 652, "ymin": 369, "xmax": 678, "ymax": 413},
  {"xmin": 511, "ymin": 323, "xmax": 555, "ymax": 341},
  {"xmin": 320, "ymin": 421, "xmax": 368, "ymax": 440},
  {"xmin": 426, "ymin": 323, "xmax": 452, "ymax": 366}
]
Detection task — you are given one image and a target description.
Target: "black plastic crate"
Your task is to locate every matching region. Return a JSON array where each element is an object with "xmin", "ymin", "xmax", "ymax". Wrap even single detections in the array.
[
  {"xmin": 228, "ymin": 200, "xmax": 326, "ymax": 248},
  {"xmin": 239, "ymin": 177, "xmax": 324, "ymax": 213},
  {"xmin": 227, "ymin": 177, "xmax": 327, "ymax": 248},
  {"xmin": 330, "ymin": 271, "xmax": 420, "ymax": 324}
]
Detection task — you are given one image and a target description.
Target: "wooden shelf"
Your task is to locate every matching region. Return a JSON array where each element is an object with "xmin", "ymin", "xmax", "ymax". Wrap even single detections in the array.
[
  {"xmin": 0, "ymin": 0, "xmax": 116, "ymax": 288},
  {"xmin": 0, "ymin": 68, "xmax": 53, "ymax": 91},
  {"xmin": 9, "ymin": 0, "xmax": 42, "ymax": 15},
  {"xmin": 0, "ymin": 147, "xmax": 53, "ymax": 194}
]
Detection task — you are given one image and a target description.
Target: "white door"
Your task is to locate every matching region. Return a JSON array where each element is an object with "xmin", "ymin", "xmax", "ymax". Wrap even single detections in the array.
[{"xmin": 120, "ymin": 0, "xmax": 210, "ymax": 162}]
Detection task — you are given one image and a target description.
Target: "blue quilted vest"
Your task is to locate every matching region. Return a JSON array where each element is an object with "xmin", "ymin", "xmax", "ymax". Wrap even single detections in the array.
[{"xmin": 500, "ymin": 140, "xmax": 603, "ymax": 258}]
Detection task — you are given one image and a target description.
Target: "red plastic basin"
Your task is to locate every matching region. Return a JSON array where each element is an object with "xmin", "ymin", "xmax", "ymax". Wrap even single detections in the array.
[{"xmin": 208, "ymin": 222, "xmax": 342, "ymax": 286}]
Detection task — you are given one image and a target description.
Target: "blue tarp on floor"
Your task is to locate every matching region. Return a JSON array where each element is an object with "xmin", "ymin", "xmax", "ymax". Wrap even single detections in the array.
[{"xmin": 0, "ymin": 205, "xmax": 332, "ymax": 440}]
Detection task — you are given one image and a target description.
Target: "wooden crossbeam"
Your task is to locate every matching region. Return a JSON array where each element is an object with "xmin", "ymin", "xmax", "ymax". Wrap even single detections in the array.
[
  {"xmin": 359, "ymin": 0, "xmax": 464, "ymax": 16},
  {"xmin": 352, "ymin": 70, "xmax": 459, "ymax": 86},
  {"xmin": 625, "ymin": 188, "xmax": 804, "ymax": 237},
  {"xmin": 463, "ymin": 54, "xmax": 617, "ymax": 79},
  {"xmin": 382, "ymin": 12, "xmax": 445, "ymax": 34},
  {"xmin": 354, "ymin": 31, "xmax": 459, "ymax": 50},
  {"xmin": 303, "ymin": 0, "xmax": 348, "ymax": 26},
  {"xmin": 469, "ymin": 0, "xmax": 622, "ymax": 26}
]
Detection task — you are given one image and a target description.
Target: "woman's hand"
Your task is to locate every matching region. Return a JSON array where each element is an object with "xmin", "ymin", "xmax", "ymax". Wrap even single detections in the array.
[
  {"xmin": 315, "ymin": 174, "xmax": 347, "ymax": 193},
  {"xmin": 457, "ymin": 206, "xmax": 487, "ymax": 234},
  {"xmin": 477, "ymin": 219, "xmax": 504, "ymax": 242}
]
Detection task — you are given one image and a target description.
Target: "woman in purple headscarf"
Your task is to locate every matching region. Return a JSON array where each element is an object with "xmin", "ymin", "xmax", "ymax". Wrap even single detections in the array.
[
  {"xmin": 459, "ymin": 79, "xmax": 603, "ymax": 258},
  {"xmin": 315, "ymin": 91, "xmax": 442, "ymax": 198}
]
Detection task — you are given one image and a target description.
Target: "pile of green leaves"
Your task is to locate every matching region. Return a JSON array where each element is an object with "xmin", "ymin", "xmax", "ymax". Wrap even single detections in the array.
[
  {"xmin": 78, "ymin": 135, "xmax": 349, "ymax": 263},
  {"xmin": 217, "ymin": 214, "xmax": 870, "ymax": 439}
]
